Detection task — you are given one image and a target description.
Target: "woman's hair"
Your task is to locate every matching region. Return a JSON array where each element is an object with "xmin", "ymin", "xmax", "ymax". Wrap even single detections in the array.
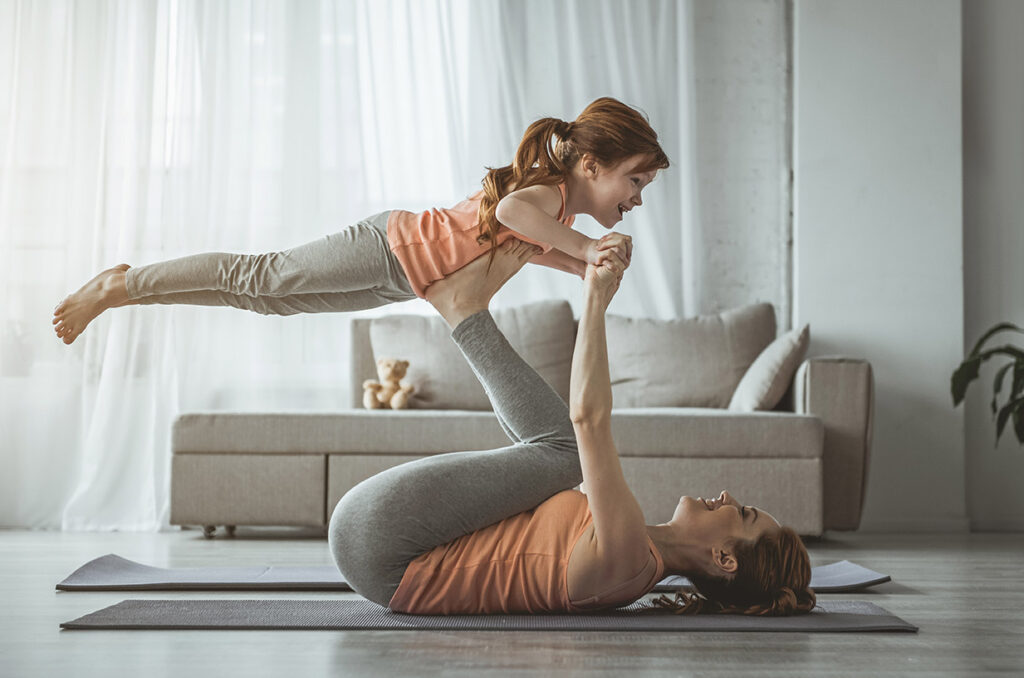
[
  {"xmin": 649, "ymin": 527, "xmax": 817, "ymax": 616},
  {"xmin": 477, "ymin": 97, "xmax": 670, "ymax": 259}
]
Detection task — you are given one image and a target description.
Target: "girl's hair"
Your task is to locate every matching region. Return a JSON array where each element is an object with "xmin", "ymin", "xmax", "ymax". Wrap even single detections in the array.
[
  {"xmin": 649, "ymin": 527, "xmax": 817, "ymax": 616},
  {"xmin": 477, "ymin": 97, "xmax": 670, "ymax": 258}
]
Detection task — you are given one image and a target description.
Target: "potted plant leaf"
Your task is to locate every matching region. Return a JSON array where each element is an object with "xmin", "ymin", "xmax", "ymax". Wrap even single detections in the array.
[{"xmin": 951, "ymin": 322, "xmax": 1024, "ymax": 445}]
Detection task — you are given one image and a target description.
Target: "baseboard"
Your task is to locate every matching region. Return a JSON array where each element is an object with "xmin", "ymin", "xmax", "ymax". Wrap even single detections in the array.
[
  {"xmin": 855, "ymin": 516, "xmax": 971, "ymax": 533},
  {"xmin": 968, "ymin": 518, "xmax": 1024, "ymax": 532}
]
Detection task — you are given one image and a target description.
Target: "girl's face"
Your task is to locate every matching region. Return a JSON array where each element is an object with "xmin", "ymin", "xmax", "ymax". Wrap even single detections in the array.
[
  {"xmin": 669, "ymin": 490, "xmax": 780, "ymax": 550},
  {"xmin": 582, "ymin": 153, "xmax": 659, "ymax": 229}
]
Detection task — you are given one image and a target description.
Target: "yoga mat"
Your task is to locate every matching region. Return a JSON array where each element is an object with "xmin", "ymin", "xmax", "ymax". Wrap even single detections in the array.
[
  {"xmin": 60, "ymin": 599, "xmax": 917, "ymax": 632},
  {"xmin": 57, "ymin": 554, "xmax": 891, "ymax": 594},
  {"xmin": 658, "ymin": 560, "xmax": 891, "ymax": 593}
]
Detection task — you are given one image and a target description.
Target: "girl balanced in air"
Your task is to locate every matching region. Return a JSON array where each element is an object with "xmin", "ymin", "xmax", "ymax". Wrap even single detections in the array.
[{"xmin": 52, "ymin": 97, "xmax": 669, "ymax": 344}]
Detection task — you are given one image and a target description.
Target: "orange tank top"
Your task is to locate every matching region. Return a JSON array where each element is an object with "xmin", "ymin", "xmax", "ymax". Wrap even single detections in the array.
[
  {"xmin": 387, "ymin": 489, "xmax": 665, "ymax": 615},
  {"xmin": 386, "ymin": 183, "xmax": 576, "ymax": 298}
]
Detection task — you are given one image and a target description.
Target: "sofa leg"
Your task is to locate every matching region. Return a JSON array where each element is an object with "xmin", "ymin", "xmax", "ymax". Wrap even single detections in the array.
[
  {"xmin": 225, "ymin": 525, "xmax": 236, "ymax": 538},
  {"xmin": 202, "ymin": 525, "xmax": 217, "ymax": 539}
]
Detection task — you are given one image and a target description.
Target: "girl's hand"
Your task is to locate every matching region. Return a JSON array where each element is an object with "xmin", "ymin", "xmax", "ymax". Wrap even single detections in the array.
[
  {"xmin": 584, "ymin": 238, "xmax": 603, "ymax": 266},
  {"xmin": 585, "ymin": 237, "xmax": 629, "ymax": 270},
  {"xmin": 584, "ymin": 258, "xmax": 625, "ymax": 310},
  {"xmin": 597, "ymin": 232, "xmax": 632, "ymax": 267}
]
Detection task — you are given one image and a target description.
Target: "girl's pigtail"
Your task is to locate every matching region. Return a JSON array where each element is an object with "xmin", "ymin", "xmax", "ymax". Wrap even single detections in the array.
[
  {"xmin": 478, "ymin": 118, "xmax": 571, "ymax": 258},
  {"xmin": 513, "ymin": 118, "xmax": 569, "ymax": 179}
]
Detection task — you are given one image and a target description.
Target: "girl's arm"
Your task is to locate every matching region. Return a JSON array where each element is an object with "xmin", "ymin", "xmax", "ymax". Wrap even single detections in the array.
[
  {"xmin": 570, "ymin": 261, "xmax": 651, "ymax": 580},
  {"xmin": 495, "ymin": 185, "xmax": 598, "ymax": 263},
  {"xmin": 529, "ymin": 248, "xmax": 586, "ymax": 278}
]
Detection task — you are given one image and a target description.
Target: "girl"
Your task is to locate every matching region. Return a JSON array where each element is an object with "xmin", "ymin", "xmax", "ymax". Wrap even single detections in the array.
[
  {"xmin": 330, "ymin": 238, "xmax": 817, "ymax": 616},
  {"xmin": 52, "ymin": 97, "xmax": 669, "ymax": 344}
]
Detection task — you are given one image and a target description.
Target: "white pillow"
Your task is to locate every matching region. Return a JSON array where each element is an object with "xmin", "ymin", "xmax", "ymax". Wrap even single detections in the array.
[
  {"xmin": 728, "ymin": 324, "xmax": 810, "ymax": 412},
  {"xmin": 369, "ymin": 300, "xmax": 575, "ymax": 410}
]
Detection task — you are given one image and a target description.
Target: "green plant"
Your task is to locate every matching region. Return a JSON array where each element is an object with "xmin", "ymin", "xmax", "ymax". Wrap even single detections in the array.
[{"xmin": 951, "ymin": 322, "xmax": 1024, "ymax": 446}]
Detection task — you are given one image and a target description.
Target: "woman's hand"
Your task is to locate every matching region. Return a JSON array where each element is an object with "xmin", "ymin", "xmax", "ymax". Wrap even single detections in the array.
[
  {"xmin": 583, "ymin": 257, "xmax": 625, "ymax": 311},
  {"xmin": 584, "ymin": 232, "xmax": 631, "ymax": 268},
  {"xmin": 597, "ymin": 232, "xmax": 632, "ymax": 267}
]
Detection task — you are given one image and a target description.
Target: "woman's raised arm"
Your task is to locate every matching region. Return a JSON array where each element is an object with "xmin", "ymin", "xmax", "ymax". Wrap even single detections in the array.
[{"xmin": 569, "ymin": 258, "xmax": 650, "ymax": 579}]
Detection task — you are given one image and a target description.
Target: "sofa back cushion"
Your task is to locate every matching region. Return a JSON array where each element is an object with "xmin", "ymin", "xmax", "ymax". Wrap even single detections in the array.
[
  {"xmin": 367, "ymin": 299, "xmax": 575, "ymax": 410},
  {"xmin": 606, "ymin": 302, "xmax": 776, "ymax": 408}
]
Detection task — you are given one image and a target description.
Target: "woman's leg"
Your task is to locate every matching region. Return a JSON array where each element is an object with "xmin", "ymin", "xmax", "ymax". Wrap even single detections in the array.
[{"xmin": 328, "ymin": 241, "xmax": 582, "ymax": 606}]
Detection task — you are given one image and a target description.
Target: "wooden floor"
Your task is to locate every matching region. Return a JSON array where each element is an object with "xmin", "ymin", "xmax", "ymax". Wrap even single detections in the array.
[{"xmin": 3, "ymin": 528, "xmax": 1023, "ymax": 677}]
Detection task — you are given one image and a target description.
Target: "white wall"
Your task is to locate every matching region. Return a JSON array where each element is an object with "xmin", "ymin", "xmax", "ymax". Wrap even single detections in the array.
[
  {"xmin": 794, "ymin": 0, "xmax": 968, "ymax": 531},
  {"xmin": 962, "ymin": 0, "xmax": 1024, "ymax": 531},
  {"xmin": 692, "ymin": 0, "xmax": 793, "ymax": 328}
]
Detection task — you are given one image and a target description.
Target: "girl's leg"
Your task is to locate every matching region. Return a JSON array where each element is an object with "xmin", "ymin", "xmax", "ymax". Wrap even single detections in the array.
[
  {"xmin": 53, "ymin": 212, "xmax": 412, "ymax": 343},
  {"xmin": 328, "ymin": 242, "xmax": 582, "ymax": 606},
  {"xmin": 125, "ymin": 213, "xmax": 406, "ymax": 300},
  {"xmin": 129, "ymin": 287, "xmax": 410, "ymax": 315}
]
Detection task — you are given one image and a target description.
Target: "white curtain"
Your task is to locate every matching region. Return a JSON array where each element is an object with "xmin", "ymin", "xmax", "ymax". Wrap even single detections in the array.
[{"xmin": 0, "ymin": 0, "xmax": 700, "ymax": 530}]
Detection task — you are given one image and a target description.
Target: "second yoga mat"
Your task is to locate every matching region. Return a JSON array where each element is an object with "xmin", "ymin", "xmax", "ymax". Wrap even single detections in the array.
[{"xmin": 57, "ymin": 554, "xmax": 892, "ymax": 593}]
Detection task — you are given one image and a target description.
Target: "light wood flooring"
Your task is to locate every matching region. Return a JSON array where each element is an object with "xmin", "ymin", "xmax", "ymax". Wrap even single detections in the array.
[{"xmin": 3, "ymin": 528, "xmax": 1023, "ymax": 677}]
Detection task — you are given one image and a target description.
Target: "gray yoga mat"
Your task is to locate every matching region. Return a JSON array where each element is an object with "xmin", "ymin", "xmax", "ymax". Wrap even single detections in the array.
[
  {"xmin": 60, "ymin": 599, "xmax": 917, "ymax": 632},
  {"xmin": 57, "ymin": 554, "xmax": 891, "ymax": 593}
]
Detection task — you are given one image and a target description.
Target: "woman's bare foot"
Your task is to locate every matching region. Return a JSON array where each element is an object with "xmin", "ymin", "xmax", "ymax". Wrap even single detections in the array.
[
  {"xmin": 425, "ymin": 239, "xmax": 541, "ymax": 328},
  {"xmin": 52, "ymin": 264, "xmax": 132, "ymax": 344}
]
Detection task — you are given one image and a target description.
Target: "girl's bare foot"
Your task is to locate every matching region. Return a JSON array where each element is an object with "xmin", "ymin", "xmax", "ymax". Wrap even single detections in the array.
[
  {"xmin": 426, "ymin": 239, "xmax": 541, "ymax": 328},
  {"xmin": 52, "ymin": 264, "xmax": 132, "ymax": 344}
]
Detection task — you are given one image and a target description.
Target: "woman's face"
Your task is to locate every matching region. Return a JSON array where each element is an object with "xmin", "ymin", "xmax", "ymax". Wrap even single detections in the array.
[{"xmin": 669, "ymin": 490, "xmax": 781, "ymax": 548}]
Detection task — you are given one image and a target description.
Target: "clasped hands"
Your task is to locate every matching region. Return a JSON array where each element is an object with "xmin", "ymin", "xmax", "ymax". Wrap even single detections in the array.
[{"xmin": 584, "ymin": 232, "xmax": 631, "ymax": 307}]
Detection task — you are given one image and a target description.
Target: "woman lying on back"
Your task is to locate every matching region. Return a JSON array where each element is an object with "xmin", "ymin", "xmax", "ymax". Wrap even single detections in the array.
[{"xmin": 328, "ymin": 239, "xmax": 816, "ymax": 616}]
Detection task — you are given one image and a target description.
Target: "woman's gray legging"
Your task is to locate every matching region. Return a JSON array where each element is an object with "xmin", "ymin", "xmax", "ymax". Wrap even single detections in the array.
[
  {"xmin": 123, "ymin": 211, "xmax": 417, "ymax": 314},
  {"xmin": 327, "ymin": 310, "xmax": 583, "ymax": 607}
]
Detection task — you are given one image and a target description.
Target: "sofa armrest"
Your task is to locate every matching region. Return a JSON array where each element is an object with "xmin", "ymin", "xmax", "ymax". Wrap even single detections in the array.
[{"xmin": 793, "ymin": 357, "xmax": 874, "ymax": 531}]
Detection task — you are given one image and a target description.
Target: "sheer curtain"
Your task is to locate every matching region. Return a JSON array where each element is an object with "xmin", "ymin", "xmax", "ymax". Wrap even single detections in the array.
[{"xmin": 0, "ymin": 0, "xmax": 699, "ymax": 530}]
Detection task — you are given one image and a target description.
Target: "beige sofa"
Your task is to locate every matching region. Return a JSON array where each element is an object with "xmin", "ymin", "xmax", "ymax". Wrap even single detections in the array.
[{"xmin": 170, "ymin": 301, "xmax": 874, "ymax": 537}]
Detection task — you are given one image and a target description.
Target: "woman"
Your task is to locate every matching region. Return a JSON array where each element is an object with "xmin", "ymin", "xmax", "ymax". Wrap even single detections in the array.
[{"xmin": 328, "ymin": 238, "xmax": 816, "ymax": 616}]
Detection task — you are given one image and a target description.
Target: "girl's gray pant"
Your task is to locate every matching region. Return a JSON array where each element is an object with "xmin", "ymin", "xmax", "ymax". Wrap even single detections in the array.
[
  {"xmin": 124, "ymin": 211, "xmax": 417, "ymax": 313},
  {"xmin": 327, "ymin": 310, "xmax": 583, "ymax": 607}
]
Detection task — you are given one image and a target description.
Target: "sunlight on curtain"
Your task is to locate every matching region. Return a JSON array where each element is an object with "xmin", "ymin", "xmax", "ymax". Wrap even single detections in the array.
[
  {"xmin": 0, "ymin": 0, "xmax": 699, "ymax": 529},
  {"xmin": 469, "ymin": 0, "xmax": 698, "ymax": 318}
]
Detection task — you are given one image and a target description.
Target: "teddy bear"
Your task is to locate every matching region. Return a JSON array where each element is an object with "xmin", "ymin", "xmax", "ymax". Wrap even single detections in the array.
[{"xmin": 362, "ymin": 358, "xmax": 416, "ymax": 410}]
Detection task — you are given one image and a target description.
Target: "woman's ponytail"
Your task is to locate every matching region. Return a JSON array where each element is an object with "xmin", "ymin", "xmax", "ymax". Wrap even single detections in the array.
[{"xmin": 647, "ymin": 526, "xmax": 817, "ymax": 617}]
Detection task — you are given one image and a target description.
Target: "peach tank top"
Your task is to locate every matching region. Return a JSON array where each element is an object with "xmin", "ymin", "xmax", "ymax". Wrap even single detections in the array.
[
  {"xmin": 386, "ymin": 183, "xmax": 576, "ymax": 298},
  {"xmin": 387, "ymin": 489, "xmax": 665, "ymax": 615}
]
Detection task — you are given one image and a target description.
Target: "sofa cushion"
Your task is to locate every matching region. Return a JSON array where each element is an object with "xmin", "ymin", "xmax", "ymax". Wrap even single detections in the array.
[
  {"xmin": 367, "ymin": 300, "xmax": 575, "ymax": 410},
  {"xmin": 608, "ymin": 408, "xmax": 822, "ymax": 458},
  {"xmin": 173, "ymin": 411, "xmax": 512, "ymax": 454},
  {"xmin": 605, "ymin": 303, "xmax": 777, "ymax": 408},
  {"xmin": 173, "ymin": 409, "xmax": 822, "ymax": 460},
  {"xmin": 171, "ymin": 454, "xmax": 326, "ymax": 526},
  {"xmin": 729, "ymin": 324, "xmax": 810, "ymax": 412}
]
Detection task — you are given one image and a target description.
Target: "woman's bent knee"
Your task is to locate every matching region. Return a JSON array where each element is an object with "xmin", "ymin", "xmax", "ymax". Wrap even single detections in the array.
[{"xmin": 327, "ymin": 483, "xmax": 407, "ymax": 607}]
